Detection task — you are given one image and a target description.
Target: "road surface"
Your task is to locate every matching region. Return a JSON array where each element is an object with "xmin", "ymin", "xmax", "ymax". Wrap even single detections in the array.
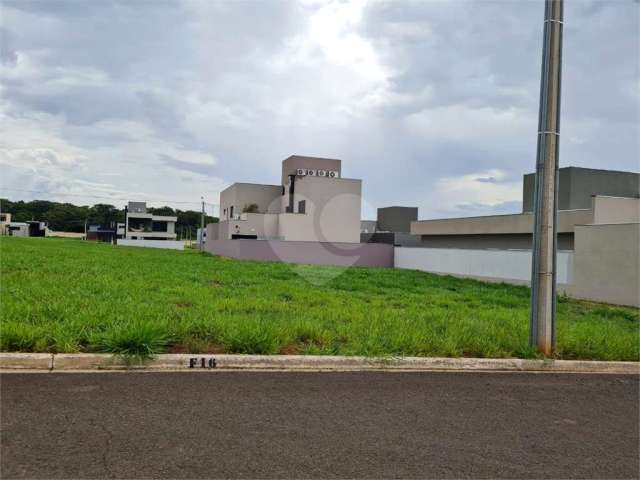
[{"xmin": 2, "ymin": 372, "xmax": 638, "ymax": 479}]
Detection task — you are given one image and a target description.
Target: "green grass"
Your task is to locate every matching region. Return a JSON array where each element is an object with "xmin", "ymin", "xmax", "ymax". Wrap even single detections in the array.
[{"xmin": 1, "ymin": 237, "xmax": 638, "ymax": 360}]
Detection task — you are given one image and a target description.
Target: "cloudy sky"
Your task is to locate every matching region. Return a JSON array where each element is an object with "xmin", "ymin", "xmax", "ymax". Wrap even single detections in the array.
[{"xmin": 1, "ymin": 0, "xmax": 638, "ymax": 219}]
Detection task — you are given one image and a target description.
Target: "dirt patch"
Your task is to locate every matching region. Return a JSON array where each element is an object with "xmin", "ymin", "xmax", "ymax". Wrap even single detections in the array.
[
  {"xmin": 279, "ymin": 343, "xmax": 302, "ymax": 355},
  {"xmin": 175, "ymin": 300, "xmax": 193, "ymax": 308}
]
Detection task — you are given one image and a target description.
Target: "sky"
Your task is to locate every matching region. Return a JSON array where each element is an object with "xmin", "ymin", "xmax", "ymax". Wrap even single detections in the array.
[{"xmin": 1, "ymin": 0, "xmax": 638, "ymax": 220}]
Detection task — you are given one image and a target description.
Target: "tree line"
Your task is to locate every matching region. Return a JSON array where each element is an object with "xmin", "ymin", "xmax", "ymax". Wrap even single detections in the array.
[{"xmin": 0, "ymin": 198, "xmax": 218, "ymax": 237}]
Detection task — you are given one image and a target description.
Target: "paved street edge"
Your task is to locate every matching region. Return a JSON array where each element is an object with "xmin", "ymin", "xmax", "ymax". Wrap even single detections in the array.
[{"xmin": 0, "ymin": 353, "xmax": 638, "ymax": 374}]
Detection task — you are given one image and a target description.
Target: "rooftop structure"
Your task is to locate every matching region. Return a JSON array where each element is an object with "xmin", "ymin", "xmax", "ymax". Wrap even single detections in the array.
[
  {"xmin": 361, "ymin": 207, "xmax": 422, "ymax": 247},
  {"xmin": 523, "ymin": 166, "xmax": 639, "ymax": 212}
]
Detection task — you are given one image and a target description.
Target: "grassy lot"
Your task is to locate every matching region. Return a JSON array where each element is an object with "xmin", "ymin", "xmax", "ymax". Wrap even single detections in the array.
[{"xmin": 0, "ymin": 236, "xmax": 638, "ymax": 360}]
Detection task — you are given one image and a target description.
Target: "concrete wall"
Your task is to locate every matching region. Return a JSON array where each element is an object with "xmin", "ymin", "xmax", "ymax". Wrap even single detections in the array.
[
  {"xmin": 395, "ymin": 247, "xmax": 574, "ymax": 285},
  {"xmin": 568, "ymin": 223, "xmax": 639, "ymax": 307},
  {"xmin": 280, "ymin": 176, "xmax": 361, "ymax": 243},
  {"xmin": 205, "ymin": 239, "xmax": 393, "ymax": 268},
  {"xmin": 225, "ymin": 213, "xmax": 280, "ymax": 239},
  {"xmin": 220, "ymin": 183, "xmax": 282, "ymax": 220},
  {"xmin": 418, "ymin": 233, "xmax": 574, "ymax": 250},
  {"xmin": 362, "ymin": 232, "xmax": 424, "ymax": 247},
  {"xmin": 281, "ymin": 155, "xmax": 342, "ymax": 186},
  {"xmin": 523, "ymin": 167, "xmax": 639, "ymax": 212},
  {"xmin": 411, "ymin": 208, "xmax": 593, "ymax": 236},
  {"xmin": 592, "ymin": 196, "xmax": 640, "ymax": 224},
  {"xmin": 377, "ymin": 207, "xmax": 418, "ymax": 233},
  {"xmin": 118, "ymin": 239, "xmax": 184, "ymax": 250},
  {"xmin": 207, "ymin": 222, "xmax": 219, "ymax": 241}
]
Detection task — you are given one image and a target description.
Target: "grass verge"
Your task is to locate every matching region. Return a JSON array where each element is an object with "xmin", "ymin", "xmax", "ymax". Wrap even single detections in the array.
[{"xmin": 1, "ymin": 237, "xmax": 638, "ymax": 360}]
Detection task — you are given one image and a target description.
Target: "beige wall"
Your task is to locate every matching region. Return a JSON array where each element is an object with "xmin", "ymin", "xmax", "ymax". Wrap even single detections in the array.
[
  {"xmin": 411, "ymin": 209, "xmax": 594, "ymax": 236},
  {"xmin": 279, "ymin": 176, "xmax": 361, "ymax": 243},
  {"xmin": 281, "ymin": 155, "xmax": 342, "ymax": 186},
  {"xmin": 568, "ymin": 223, "xmax": 639, "ymax": 307},
  {"xmin": 592, "ymin": 196, "xmax": 640, "ymax": 224},
  {"xmin": 227, "ymin": 213, "xmax": 280, "ymax": 239},
  {"xmin": 220, "ymin": 183, "xmax": 282, "ymax": 220}
]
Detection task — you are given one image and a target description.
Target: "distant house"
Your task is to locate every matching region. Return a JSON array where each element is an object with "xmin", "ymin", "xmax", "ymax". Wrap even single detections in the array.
[
  {"xmin": 0, "ymin": 214, "xmax": 47, "ymax": 237},
  {"xmin": 86, "ymin": 223, "xmax": 123, "ymax": 243},
  {"xmin": 119, "ymin": 202, "xmax": 183, "ymax": 250},
  {"xmin": 0, "ymin": 213, "xmax": 14, "ymax": 236},
  {"xmin": 26, "ymin": 221, "xmax": 47, "ymax": 237},
  {"xmin": 125, "ymin": 202, "xmax": 177, "ymax": 241},
  {"xmin": 5, "ymin": 222, "xmax": 29, "ymax": 237}
]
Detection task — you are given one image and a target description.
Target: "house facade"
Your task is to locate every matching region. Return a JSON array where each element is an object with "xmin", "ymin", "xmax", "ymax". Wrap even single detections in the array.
[
  {"xmin": 211, "ymin": 155, "xmax": 362, "ymax": 244},
  {"xmin": 124, "ymin": 202, "xmax": 177, "ymax": 241},
  {"xmin": 411, "ymin": 167, "xmax": 640, "ymax": 251},
  {"xmin": 404, "ymin": 166, "xmax": 640, "ymax": 306}
]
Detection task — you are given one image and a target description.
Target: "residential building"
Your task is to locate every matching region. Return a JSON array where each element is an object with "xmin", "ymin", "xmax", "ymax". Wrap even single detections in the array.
[
  {"xmin": 403, "ymin": 166, "xmax": 640, "ymax": 306},
  {"xmin": 26, "ymin": 221, "xmax": 47, "ymax": 237},
  {"xmin": 0, "ymin": 214, "xmax": 47, "ymax": 237},
  {"xmin": 210, "ymin": 155, "xmax": 362, "ymax": 244},
  {"xmin": 0, "ymin": 213, "xmax": 13, "ymax": 236},
  {"xmin": 124, "ymin": 202, "xmax": 177, "ymax": 241},
  {"xmin": 205, "ymin": 155, "xmax": 393, "ymax": 267},
  {"xmin": 86, "ymin": 223, "xmax": 124, "ymax": 243},
  {"xmin": 411, "ymin": 166, "xmax": 640, "ymax": 250},
  {"xmin": 4, "ymin": 222, "xmax": 29, "ymax": 237}
]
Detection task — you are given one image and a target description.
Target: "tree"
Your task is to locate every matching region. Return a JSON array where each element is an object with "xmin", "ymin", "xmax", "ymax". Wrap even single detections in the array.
[{"xmin": 0, "ymin": 198, "xmax": 218, "ymax": 234}]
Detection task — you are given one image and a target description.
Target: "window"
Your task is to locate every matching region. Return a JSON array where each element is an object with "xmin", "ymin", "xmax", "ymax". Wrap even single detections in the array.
[
  {"xmin": 298, "ymin": 200, "xmax": 306, "ymax": 214},
  {"xmin": 152, "ymin": 221, "xmax": 168, "ymax": 232},
  {"xmin": 230, "ymin": 206, "xmax": 234, "ymax": 219}
]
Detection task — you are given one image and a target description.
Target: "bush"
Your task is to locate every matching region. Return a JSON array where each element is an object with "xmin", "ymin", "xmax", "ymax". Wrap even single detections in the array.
[{"xmin": 90, "ymin": 321, "xmax": 169, "ymax": 359}]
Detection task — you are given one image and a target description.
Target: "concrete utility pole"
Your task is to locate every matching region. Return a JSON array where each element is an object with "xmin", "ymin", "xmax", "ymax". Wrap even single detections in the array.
[
  {"xmin": 530, "ymin": 0, "xmax": 563, "ymax": 356},
  {"xmin": 200, "ymin": 197, "xmax": 205, "ymax": 251}
]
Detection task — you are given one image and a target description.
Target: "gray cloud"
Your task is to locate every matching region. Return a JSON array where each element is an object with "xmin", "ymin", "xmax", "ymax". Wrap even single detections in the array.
[{"xmin": 0, "ymin": 0, "xmax": 637, "ymax": 219}]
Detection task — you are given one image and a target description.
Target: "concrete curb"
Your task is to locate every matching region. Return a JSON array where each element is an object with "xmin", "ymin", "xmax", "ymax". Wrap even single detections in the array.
[
  {"xmin": 0, "ymin": 353, "xmax": 53, "ymax": 370},
  {"xmin": 1, "ymin": 353, "xmax": 638, "ymax": 374}
]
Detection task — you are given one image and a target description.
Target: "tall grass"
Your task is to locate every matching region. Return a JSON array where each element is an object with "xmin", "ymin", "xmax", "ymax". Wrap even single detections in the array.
[{"xmin": 1, "ymin": 237, "xmax": 638, "ymax": 360}]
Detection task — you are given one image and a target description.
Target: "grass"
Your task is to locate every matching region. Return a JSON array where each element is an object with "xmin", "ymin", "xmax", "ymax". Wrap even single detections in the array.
[{"xmin": 0, "ymin": 236, "xmax": 638, "ymax": 361}]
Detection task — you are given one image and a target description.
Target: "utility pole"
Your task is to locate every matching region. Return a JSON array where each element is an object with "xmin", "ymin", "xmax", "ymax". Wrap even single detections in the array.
[
  {"xmin": 199, "ymin": 197, "xmax": 205, "ymax": 251},
  {"xmin": 530, "ymin": 0, "xmax": 563, "ymax": 356}
]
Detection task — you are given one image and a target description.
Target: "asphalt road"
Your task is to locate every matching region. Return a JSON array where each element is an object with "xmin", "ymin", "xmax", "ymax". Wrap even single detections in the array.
[{"xmin": 1, "ymin": 372, "xmax": 638, "ymax": 479}]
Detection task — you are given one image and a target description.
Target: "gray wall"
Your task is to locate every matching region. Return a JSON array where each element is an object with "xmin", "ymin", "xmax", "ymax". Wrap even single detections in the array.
[
  {"xmin": 205, "ymin": 239, "xmax": 393, "ymax": 268},
  {"xmin": 377, "ymin": 207, "xmax": 418, "ymax": 233},
  {"xmin": 419, "ymin": 233, "xmax": 574, "ymax": 250},
  {"xmin": 361, "ymin": 232, "xmax": 423, "ymax": 247},
  {"xmin": 523, "ymin": 167, "xmax": 640, "ymax": 212},
  {"xmin": 568, "ymin": 223, "xmax": 639, "ymax": 307}
]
